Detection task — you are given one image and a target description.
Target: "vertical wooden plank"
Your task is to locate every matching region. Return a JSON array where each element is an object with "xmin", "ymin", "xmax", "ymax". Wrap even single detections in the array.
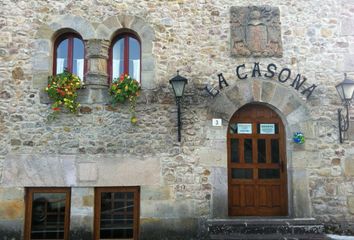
[
  {"xmin": 240, "ymin": 184, "xmax": 245, "ymax": 207},
  {"xmin": 244, "ymin": 185, "xmax": 255, "ymax": 207},
  {"xmin": 258, "ymin": 185, "xmax": 267, "ymax": 207},
  {"xmin": 232, "ymin": 185, "xmax": 241, "ymax": 206},
  {"xmin": 272, "ymin": 185, "xmax": 281, "ymax": 207}
]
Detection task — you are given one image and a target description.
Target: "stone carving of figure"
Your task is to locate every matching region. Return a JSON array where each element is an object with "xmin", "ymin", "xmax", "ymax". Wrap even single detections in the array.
[
  {"xmin": 246, "ymin": 10, "xmax": 268, "ymax": 53},
  {"xmin": 230, "ymin": 6, "xmax": 283, "ymax": 57}
]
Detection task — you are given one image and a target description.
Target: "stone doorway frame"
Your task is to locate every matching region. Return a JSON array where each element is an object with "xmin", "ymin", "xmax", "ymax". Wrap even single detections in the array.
[{"xmin": 208, "ymin": 78, "xmax": 316, "ymax": 218}]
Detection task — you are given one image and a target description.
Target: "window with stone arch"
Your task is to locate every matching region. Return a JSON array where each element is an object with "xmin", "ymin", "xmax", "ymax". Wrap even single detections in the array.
[
  {"xmin": 53, "ymin": 32, "xmax": 86, "ymax": 81},
  {"xmin": 109, "ymin": 32, "xmax": 141, "ymax": 83}
]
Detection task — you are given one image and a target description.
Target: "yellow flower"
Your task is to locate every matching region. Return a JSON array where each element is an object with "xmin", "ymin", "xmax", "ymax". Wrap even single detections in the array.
[{"xmin": 131, "ymin": 116, "xmax": 138, "ymax": 124}]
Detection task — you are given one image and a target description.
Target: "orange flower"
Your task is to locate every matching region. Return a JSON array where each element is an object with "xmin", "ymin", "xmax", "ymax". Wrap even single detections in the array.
[{"xmin": 52, "ymin": 107, "xmax": 60, "ymax": 111}]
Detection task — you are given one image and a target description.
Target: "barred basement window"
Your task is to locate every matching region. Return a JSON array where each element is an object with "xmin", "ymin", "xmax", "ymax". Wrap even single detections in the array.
[
  {"xmin": 24, "ymin": 188, "xmax": 71, "ymax": 240},
  {"xmin": 54, "ymin": 33, "xmax": 86, "ymax": 81},
  {"xmin": 94, "ymin": 187, "xmax": 140, "ymax": 240},
  {"xmin": 109, "ymin": 33, "xmax": 141, "ymax": 83}
]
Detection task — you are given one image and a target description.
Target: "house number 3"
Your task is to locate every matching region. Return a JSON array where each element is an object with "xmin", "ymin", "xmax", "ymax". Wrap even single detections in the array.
[{"xmin": 212, "ymin": 118, "xmax": 222, "ymax": 127}]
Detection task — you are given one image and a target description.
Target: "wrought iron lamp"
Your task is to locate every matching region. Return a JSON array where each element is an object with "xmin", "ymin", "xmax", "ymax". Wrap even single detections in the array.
[
  {"xmin": 336, "ymin": 73, "xmax": 354, "ymax": 143},
  {"xmin": 169, "ymin": 71, "xmax": 188, "ymax": 142}
]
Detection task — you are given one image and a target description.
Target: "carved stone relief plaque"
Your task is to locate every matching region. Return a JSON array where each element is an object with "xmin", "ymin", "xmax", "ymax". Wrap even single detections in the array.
[{"xmin": 231, "ymin": 6, "xmax": 283, "ymax": 57}]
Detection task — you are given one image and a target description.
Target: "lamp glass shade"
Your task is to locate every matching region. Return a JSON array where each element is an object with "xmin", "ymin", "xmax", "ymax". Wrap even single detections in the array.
[
  {"xmin": 171, "ymin": 80, "xmax": 186, "ymax": 97},
  {"xmin": 170, "ymin": 73, "xmax": 188, "ymax": 98},
  {"xmin": 336, "ymin": 78, "xmax": 354, "ymax": 102}
]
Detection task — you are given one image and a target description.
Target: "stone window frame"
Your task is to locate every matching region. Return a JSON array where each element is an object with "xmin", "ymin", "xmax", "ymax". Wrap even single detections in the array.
[
  {"xmin": 33, "ymin": 14, "xmax": 156, "ymax": 100},
  {"xmin": 24, "ymin": 187, "xmax": 71, "ymax": 240},
  {"xmin": 53, "ymin": 32, "xmax": 87, "ymax": 81},
  {"xmin": 94, "ymin": 186, "xmax": 140, "ymax": 240},
  {"xmin": 108, "ymin": 30, "xmax": 142, "ymax": 84}
]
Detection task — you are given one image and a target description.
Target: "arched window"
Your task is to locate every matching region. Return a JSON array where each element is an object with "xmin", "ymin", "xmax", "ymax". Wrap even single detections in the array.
[
  {"xmin": 54, "ymin": 33, "xmax": 85, "ymax": 81},
  {"xmin": 110, "ymin": 33, "xmax": 141, "ymax": 83}
]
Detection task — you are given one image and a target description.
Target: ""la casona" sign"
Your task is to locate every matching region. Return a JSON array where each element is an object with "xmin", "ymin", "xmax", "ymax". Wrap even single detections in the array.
[{"xmin": 205, "ymin": 62, "xmax": 318, "ymax": 100}]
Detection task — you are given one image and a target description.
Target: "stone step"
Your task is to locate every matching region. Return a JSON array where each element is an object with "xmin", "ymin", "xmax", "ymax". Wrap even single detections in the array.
[
  {"xmin": 209, "ymin": 234, "xmax": 329, "ymax": 240},
  {"xmin": 207, "ymin": 218, "xmax": 326, "ymax": 240}
]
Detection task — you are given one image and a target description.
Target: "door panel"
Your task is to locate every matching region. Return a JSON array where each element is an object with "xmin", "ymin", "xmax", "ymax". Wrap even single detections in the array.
[{"xmin": 228, "ymin": 104, "xmax": 287, "ymax": 216}]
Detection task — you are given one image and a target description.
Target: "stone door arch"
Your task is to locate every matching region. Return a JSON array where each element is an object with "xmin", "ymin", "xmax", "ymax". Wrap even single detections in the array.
[{"xmin": 209, "ymin": 79, "xmax": 315, "ymax": 218}]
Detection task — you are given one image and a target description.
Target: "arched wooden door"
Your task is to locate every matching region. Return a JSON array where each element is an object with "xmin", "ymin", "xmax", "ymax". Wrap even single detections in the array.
[{"xmin": 228, "ymin": 104, "xmax": 288, "ymax": 216}]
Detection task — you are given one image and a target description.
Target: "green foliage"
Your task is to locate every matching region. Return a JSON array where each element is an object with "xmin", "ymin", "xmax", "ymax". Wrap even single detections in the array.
[
  {"xmin": 109, "ymin": 74, "xmax": 141, "ymax": 124},
  {"xmin": 45, "ymin": 70, "xmax": 82, "ymax": 117}
]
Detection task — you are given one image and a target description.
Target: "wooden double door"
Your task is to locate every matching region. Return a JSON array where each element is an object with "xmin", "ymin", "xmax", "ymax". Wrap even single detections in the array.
[{"xmin": 228, "ymin": 104, "xmax": 288, "ymax": 216}]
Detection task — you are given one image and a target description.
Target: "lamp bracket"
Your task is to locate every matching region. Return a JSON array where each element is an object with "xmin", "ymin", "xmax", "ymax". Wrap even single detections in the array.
[{"xmin": 338, "ymin": 104, "xmax": 350, "ymax": 143}]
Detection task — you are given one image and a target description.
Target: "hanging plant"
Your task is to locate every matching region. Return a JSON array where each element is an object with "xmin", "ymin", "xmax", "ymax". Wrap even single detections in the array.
[
  {"xmin": 293, "ymin": 132, "xmax": 305, "ymax": 144},
  {"xmin": 109, "ymin": 74, "xmax": 141, "ymax": 124},
  {"xmin": 45, "ymin": 70, "xmax": 82, "ymax": 119}
]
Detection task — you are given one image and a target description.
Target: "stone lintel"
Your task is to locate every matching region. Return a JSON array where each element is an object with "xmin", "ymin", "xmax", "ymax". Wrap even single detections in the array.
[{"xmin": 2, "ymin": 154, "xmax": 160, "ymax": 187}]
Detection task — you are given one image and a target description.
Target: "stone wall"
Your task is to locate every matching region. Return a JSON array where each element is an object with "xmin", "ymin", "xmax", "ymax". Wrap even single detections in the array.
[{"xmin": 0, "ymin": 0, "xmax": 354, "ymax": 238}]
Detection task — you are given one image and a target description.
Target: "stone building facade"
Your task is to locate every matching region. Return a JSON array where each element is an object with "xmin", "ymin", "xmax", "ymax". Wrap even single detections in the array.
[{"xmin": 0, "ymin": 0, "xmax": 354, "ymax": 239}]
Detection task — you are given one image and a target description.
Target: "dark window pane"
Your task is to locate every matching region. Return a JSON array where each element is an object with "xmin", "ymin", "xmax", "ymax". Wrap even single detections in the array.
[
  {"xmin": 244, "ymin": 139, "xmax": 253, "ymax": 163},
  {"xmin": 232, "ymin": 168, "xmax": 253, "ymax": 179},
  {"xmin": 100, "ymin": 191, "xmax": 136, "ymax": 239},
  {"xmin": 114, "ymin": 201, "xmax": 125, "ymax": 211},
  {"xmin": 56, "ymin": 39, "xmax": 68, "ymax": 74},
  {"xmin": 271, "ymin": 139, "xmax": 280, "ymax": 163},
  {"xmin": 101, "ymin": 229, "xmax": 133, "ymax": 239},
  {"xmin": 259, "ymin": 169, "xmax": 280, "ymax": 179},
  {"xmin": 126, "ymin": 192, "xmax": 134, "ymax": 199},
  {"xmin": 230, "ymin": 139, "xmax": 239, "ymax": 163},
  {"xmin": 128, "ymin": 37, "xmax": 140, "ymax": 82},
  {"xmin": 112, "ymin": 38, "xmax": 124, "ymax": 80},
  {"xmin": 127, "ymin": 201, "xmax": 134, "ymax": 212},
  {"xmin": 229, "ymin": 123, "xmax": 237, "ymax": 134},
  {"xmin": 114, "ymin": 192, "xmax": 125, "ymax": 200},
  {"xmin": 31, "ymin": 193, "xmax": 66, "ymax": 239},
  {"xmin": 72, "ymin": 38, "xmax": 84, "ymax": 80},
  {"xmin": 257, "ymin": 139, "xmax": 266, "ymax": 163}
]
